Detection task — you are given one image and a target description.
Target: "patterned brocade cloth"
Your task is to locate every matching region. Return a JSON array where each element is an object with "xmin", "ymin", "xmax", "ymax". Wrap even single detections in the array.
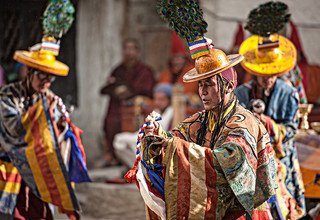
[
  {"xmin": 142, "ymin": 102, "xmax": 277, "ymax": 220},
  {"xmin": 235, "ymin": 79, "xmax": 306, "ymax": 219}
]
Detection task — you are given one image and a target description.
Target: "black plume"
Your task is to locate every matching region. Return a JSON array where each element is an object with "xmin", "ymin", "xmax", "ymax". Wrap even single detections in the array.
[
  {"xmin": 245, "ymin": 1, "xmax": 291, "ymax": 37},
  {"xmin": 157, "ymin": 0, "xmax": 208, "ymax": 42}
]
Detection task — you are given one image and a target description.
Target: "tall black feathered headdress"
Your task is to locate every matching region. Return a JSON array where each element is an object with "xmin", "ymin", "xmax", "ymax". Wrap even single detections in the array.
[
  {"xmin": 157, "ymin": 0, "xmax": 210, "ymax": 59},
  {"xmin": 245, "ymin": 1, "xmax": 291, "ymax": 37}
]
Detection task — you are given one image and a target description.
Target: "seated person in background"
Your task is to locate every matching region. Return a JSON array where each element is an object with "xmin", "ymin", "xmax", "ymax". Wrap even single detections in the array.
[
  {"xmin": 158, "ymin": 42, "xmax": 197, "ymax": 95},
  {"xmin": 100, "ymin": 38, "xmax": 155, "ymax": 166},
  {"xmin": 159, "ymin": 54, "xmax": 203, "ymax": 113},
  {"xmin": 113, "ymin": 83, "xmax": 173, "ymax": 168}
]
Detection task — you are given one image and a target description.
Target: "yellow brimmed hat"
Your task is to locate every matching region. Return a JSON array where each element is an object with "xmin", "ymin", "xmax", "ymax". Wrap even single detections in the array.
[
  {"xmin": 241, "ymin": 1, "xmax": 296, "ymax": 76},
  {"xmin": 13, "ymin": 0, "xmax": 74, "ymax": 76},
  {"xmin": 239, "ymin": 34, "xmax": 297, "ymax": 76},
  {"xmin": 14, "ymin": 37, "xmax": 69, "ymax": 76},
  {"xmin": 183, "ymin": 46, "xmax": 243, "ymax": 82}
]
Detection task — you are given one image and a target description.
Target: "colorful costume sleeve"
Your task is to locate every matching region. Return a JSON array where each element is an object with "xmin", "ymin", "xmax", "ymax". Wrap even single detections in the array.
[
  {"xmin": 0, "ymin": 95, "xmax": 26, "ymax": 148},
  {"xmin": 265, "ymin": 87, "xmax": 299, "ymax": 158},
  {"xmin": 0, "ymin": 94, "xmax": 80, "ymax": 214},
  {"xmin": 235, "ymin": 79, "xmax": 299, "ymax": 158},
  {"xmin": 212, "ymin": 130, "xmax": 276, "ymax": 216},
  {"xmin": 161, "ymin": 137, "xmax": 219, "ymax": 219}
]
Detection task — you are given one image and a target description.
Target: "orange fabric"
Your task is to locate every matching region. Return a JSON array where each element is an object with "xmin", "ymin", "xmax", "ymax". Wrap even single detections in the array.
[
  {"xmin": 300, "ymin": 167, "xmax": 320, "ymax": 199},
  {"xmin": 124, "ymin": 156, "xmax": 141, "ymax": 183},
  {"xmin": 158, "ymin": 62, "xmax": 198, "ymax": 94}
]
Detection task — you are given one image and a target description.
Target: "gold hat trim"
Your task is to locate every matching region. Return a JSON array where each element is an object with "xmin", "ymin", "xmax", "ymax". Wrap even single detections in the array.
[
  {"xmin": 14, "ymin": 51, "xmax": 69, "ymax": 76},
  {"xmin": 239, "ymin": 35, "xmax": 297, "ymax": 76},
  {"xmin": 183, "ymin": 54, "xmax": 243, "ymax": 83}
]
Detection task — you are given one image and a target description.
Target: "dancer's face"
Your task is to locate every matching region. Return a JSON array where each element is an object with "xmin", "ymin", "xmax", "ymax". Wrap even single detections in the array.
[
  {"xmin": 256, "ymin": 75, "xmax": 277, "ymax": 90},
  {"xmin": 30, "ymin": 69, "xmax": 55, "ymax": 93},
  {"xmin": 198, "ymin": 76, "xmax": 221, "ymax": 111}
]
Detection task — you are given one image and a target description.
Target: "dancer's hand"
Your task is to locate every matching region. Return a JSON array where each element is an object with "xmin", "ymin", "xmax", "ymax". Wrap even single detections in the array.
[{"xmin": 144, "ymin": 115, "xmax": 160, "ymax": 136}]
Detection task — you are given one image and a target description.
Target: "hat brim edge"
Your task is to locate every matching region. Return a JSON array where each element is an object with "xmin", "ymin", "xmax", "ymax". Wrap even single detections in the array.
[
  {"xmin": 240, "ymin": 61, "xmax": 294, "ymax": 77},
  {"xmin": 14, "ymin": 51, "xmax": 69, "ymax": 76},
  {"xmin": 183, "ymin": 54, "xmax": 244, "ymax": 83}
]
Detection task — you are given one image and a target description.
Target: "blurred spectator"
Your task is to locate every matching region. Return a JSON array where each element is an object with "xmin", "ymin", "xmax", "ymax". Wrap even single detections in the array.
[
  {"xmin": 158, "ymin": 32, "xmax": 198, "ymax": 95},
  {"xmin": 113, "ymin": 83, "xmax": 173, "ymax": 168},
  {"xmin": 100, "ymin": 38, "xmax": 156, "ymax": 167},
  {"xmin": 158, "ymin": 54, "xmax": 197, "ymax": 93}
]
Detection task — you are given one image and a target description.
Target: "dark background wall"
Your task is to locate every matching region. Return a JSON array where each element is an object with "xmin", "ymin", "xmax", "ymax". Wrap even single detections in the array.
[{"xmin": 0, "ymin": 0, "xmax": 78, "ymax": 106}]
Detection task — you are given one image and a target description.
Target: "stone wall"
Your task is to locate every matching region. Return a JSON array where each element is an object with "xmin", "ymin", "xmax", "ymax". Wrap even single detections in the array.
[
  {"xmin": 73, "ymin": 0, "xmax": 126, "ymax": 166},
  {"xmin": 126, "ymin": 0, "xmax": 171, "ymax": 78}
]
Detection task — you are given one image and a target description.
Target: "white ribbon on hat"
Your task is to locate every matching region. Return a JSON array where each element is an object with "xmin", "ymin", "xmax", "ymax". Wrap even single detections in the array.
[
  {"xmin": 29, "ymin": 43, "xmax": 42, "ymax": 52},
  {"xmin": 204, "ymin": 37, "xmax": 214, "ymax": 48}
]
